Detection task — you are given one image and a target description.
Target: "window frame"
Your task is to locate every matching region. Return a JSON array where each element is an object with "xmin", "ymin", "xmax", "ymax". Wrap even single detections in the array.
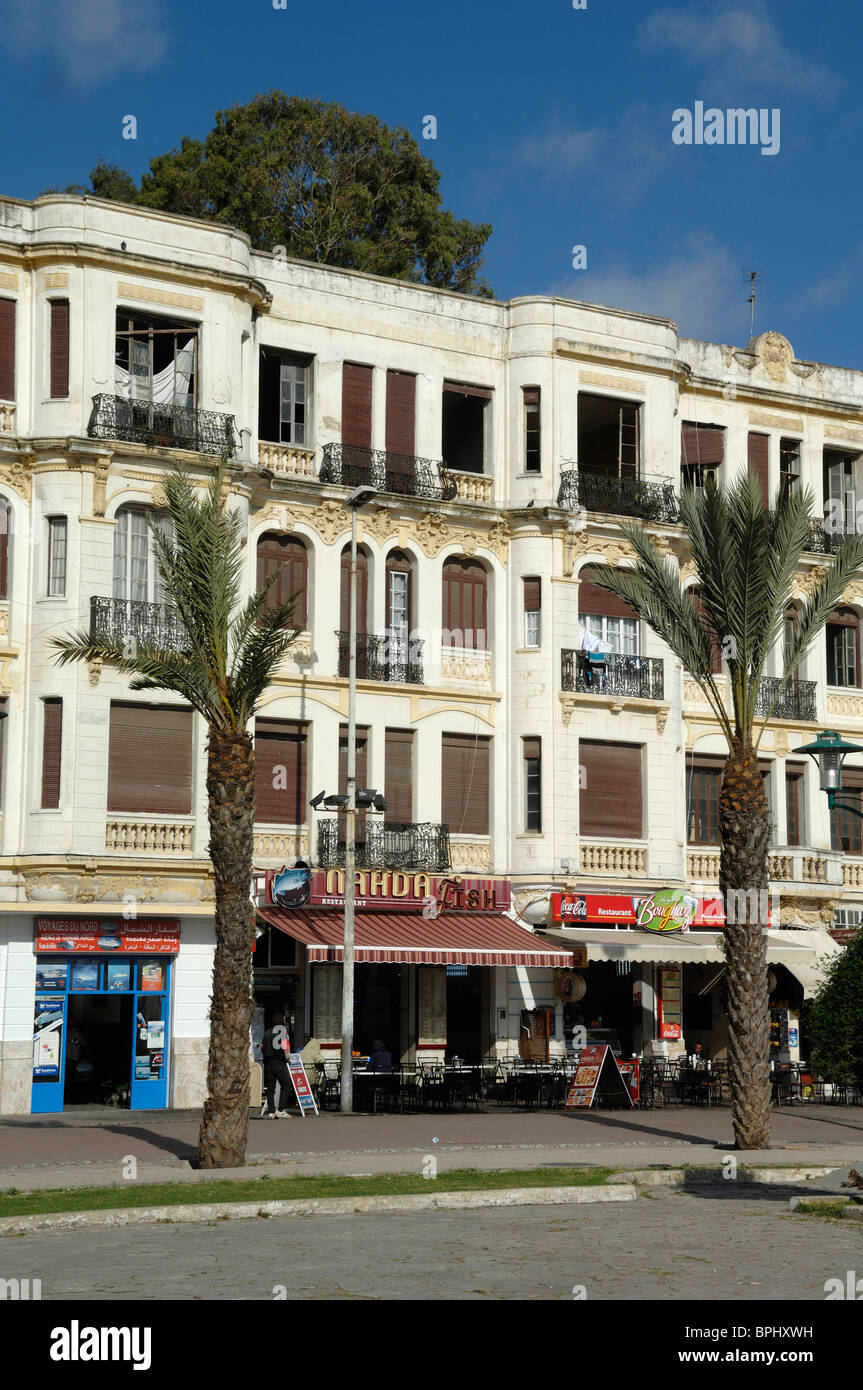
[
  {"xmin": 523, "ymin": 386, "xmax": 541, "ymax": 474},
  {"xmin": 46, "ymin": 515, "xmax": 67, "ymax": 597},
  {"xmin": 523, "ymin": 737, "xmax": 542, "ymax": 833}
]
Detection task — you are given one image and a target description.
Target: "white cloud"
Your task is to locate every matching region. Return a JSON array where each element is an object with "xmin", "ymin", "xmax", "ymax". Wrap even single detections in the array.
[
  {"xmin": 639, "ymin": 4, "xmax": 838, "ymax": 100},
  {"xmin": 1, "ymin": 0, "xmax": 168, "ymax": 83},
  {"xmin": 553, "ymin": 235, "xmax": 746, "ymax": 342},
  {"xmin": 509, "ymin": 106, "xmax": 670, "ymax": 206}
]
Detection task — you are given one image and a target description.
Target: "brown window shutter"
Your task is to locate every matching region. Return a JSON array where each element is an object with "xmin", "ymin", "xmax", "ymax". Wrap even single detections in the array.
[
  {"xmin": 442, "ymin": 558, "xmax": 488, "ymax": 648},
  {"xmin": 107, "ymin": 704, "xmax": 193, "ymax": 815},
  {"xmin": 385, "ymin": 370, "xmax": 416, "ymax": 457},
  {"xmin": 443, "ymin": 380, "xmax": 493, "ymax": 400},
  {"xmin": 681, "ymin": 422, "xmax": 725, "ymax": 467},
  {"xmin": 385, "ymin": 728, "xmax": 414, "ymax": 823},
  {"xmin": 50, "ymin": 300, "xmax": 70, "ymax": 399},
  {"xmin": 522, "ymin": 736, "xmax": 541, "ymax": 761},
  {"xmin": 441, "ymin": 732, "xmax": 490, "ymax": 835},
  {"xmin": 0, "ymin": 299, "xmax": 15, "ymax": 401},
  {"xmin": 254, "ymin": 719, "xmax": 308, "ymax": 824},
  {"xmin": 578, "ymin": 564, "xmax": 637, "ymax": 620},
  {"xmin": 342, "ymin": 363, "xmax": 373, "ymax": 448},
  {"xmin": 579, "ymin": 741, "xmax": 642, "ymax": 838},
  {"xmin": 41, "ymin": 699, "xmax": 63, "ymax": 809},
  {"xmin": 340, "ymin": 545, "xmax": 369, "ymax": 635},
  {"xmin": 256, "ymin": 533, "xmax": 308, "ymax": 628},
  {"xmin": 748, "ymin": 432, "xmax": 770, "ymax": 506},
  {"xmin": 523, "ymin": 577, "xmax": 541, "ymax": 612}
]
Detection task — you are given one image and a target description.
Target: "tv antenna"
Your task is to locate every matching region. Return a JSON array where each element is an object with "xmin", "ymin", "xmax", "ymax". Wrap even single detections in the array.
[{"xmin": 745, "ymin": 270, "xmax": 762, "ymax": 340}]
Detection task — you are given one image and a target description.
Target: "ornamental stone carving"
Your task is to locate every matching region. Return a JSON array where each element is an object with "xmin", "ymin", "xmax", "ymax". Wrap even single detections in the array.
[
  {"xmin": 750, "ymin": 331, "xmax": 794, "ymax": 382},
  {"xmin": 791, "ymin": 567, "xmax": 829, "ymax": 600},
  {"xmin": 565, "ymin": 533, "xmax": 634, "ymax": 572},
  {"xmin": 87, "ymin": 658, "xmax": 103, "ymax": 687},
  {"xmin": 0, "ymin": 461, "xmax": 32, "ymax": 502},
  {"xmin": 151, "ymin": 482, "xmax": 168, "ymax": 509}
]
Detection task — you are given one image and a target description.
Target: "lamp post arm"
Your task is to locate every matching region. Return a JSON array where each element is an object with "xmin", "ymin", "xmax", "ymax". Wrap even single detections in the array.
[{"xmin": 826, "ymin": 791, "xmax": 863, "ymax": 820}]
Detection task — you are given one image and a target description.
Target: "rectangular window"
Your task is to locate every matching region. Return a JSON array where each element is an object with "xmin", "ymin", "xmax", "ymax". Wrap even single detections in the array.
[
  {"xmin": 342, "ymin": 362, "xmax": 373, "ymax": 450},
  {"xmin": 687, "ymin": 762, "xmax": 722, "ymax": 844},
  {"xmin": 0, "ymin": 298, "xmax": 15, "ymax": 401},
  {"xmin": 681, "ymin": 422, "xmax": 724, "ymax": 491},
  {"xmin": 580, "ymin": 741, "xmax": 642, "ymax": 839},
  {"xmin": 107, "ymin": 703, "xmax": 193, "ymax": 815},
  {"xmin": 823, "ymin": 449, "xmax": 858, "ymax": 536},
  {"xmin": 523, "ymin": 736, "xmax": 541, "ymax": 832},
  {"xmin": 523, "ymin": 387, "xmax": 541, "ymax": 473},
  {"xmin": 115, "ymin": 309, "xmax": 197, "ymax": 411},
  {"xmin": 338, "ymin": 724, "xmax": 370, "ymax": 844},
  {"xmin": 442, "ymin": 381, "xmax": 491, "ymax": 475},
  {"xmin": 747, "ymin": 432, "xmax": 770, "ymax": 508},
  {"xmin": 41, "ymin": 698, "xmax": 62, "ymax": 809},
  {"xmin": 577, "ymin": 394, "xmax": 641, "ymax": 478},
  {"xmin": 786, "ymin": 767, "xmax": 804, "ymax": 846},
  {"xmin": 254, "ymin": 719, "xmax": 308, "ymax": 825},
  {"xmin": 385, "ymin": 728, "xmax": 414, "ymax": 823},
  {"xmin": 386, "ymin": 370, "xmax": 416, "ymax": 458},
  {"xmin": 831, "ymin": 771, "xmax": 863, "ymax": 855},
  {"xmin": 523, "ymin": 576, "xmax": 541, "ymax": 648},
  {"xmin": 583, "ymin": 614, "xmax": 638, "ymax": 655},
  {"xmin": 49, "ymin": 300, "xmax": 70, "ymax": 399},
  {"xmin": 827, "ymin": 619, "xmax": 859, "ymax": 687},
  {"xmin": 780, "ymin": 438, "xmax": 801, "ymax": 502},
  {"xmin": 442, "ymin": 732, "xmax": 490, "ymax": 836},
  {"xmin": 258, "ymin": 348, "xmax": 313, "ymax": 446},
  {"xmin": 47, "ymin": 517, "xmax": 67, "ymax": 597}
]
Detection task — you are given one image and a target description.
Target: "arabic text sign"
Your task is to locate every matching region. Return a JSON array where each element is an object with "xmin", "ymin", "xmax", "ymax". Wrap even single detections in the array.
[{"xmin": 36, "ymin": 919, "xmax": 180, "ymax": 954}]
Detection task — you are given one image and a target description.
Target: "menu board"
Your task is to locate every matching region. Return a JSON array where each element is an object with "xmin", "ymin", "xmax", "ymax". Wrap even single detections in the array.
[
  {"xmin": 418, "ymin": 967, "xmax": 446, "ymax": 1044},
  {"xmin": 565, "ymin": 1044, "xmax": 634, "ymax": 1110},
  {"xmin": 313, "ymin": 965, "xmax": 342, "ymax": 1038},
  {"xmin": 658, "ymin": 967, "xmax": 682, "ymax": 1040}
]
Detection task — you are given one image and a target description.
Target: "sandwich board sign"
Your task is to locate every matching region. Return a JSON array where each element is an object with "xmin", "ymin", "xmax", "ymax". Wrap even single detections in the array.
[
  {"xmin": 287, "ymin": 1053, "xmax": 319, "ymax": 1117},
  {"xmin": 565, "ymin": 1044, "xmax": 634, "ymax": 1110}
]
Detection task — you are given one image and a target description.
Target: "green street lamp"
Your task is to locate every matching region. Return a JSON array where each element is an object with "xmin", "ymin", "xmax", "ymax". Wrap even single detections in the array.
[{"xmin": 794, "ymin": 729, "xmax": 863, "ymax": 815}]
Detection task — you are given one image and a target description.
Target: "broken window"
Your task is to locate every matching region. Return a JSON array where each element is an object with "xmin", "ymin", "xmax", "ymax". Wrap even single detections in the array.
[
  {"xmin": 681, "ymin": 422, "xmax": 724, "ymax": 492},
  {"xmin": 259, "ymin": 348, "xmax": 313, "ymax": 446},
  {"xmin": 577, "ymin": 393, "xmax": 641, "ymax": 478},
  {"xmin": 114, "ymin": 310, "xmax": 198, "ymax": 411},
  {"xmin": 442, "ymin": 381, "xmax": 491, "ymax": 475},
  {"xmin": 780, "ymin": 438, "xmax": 801, "ymax": 503}
]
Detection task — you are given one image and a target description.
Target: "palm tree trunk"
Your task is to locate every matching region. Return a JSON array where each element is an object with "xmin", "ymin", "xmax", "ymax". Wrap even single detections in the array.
[
  {"xmin": 198, "ymin": 725, "xmax": 256, "ymax": 1169},
  {"xmin": 719, "ymin": 737, "xmax": 772, "ymax": 1150}
]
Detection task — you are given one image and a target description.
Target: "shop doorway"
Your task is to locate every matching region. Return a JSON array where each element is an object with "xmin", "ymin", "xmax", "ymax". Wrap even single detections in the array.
[
  {"xmin": 354, "ymin": 964, "xmax": 401, "ymax": 1059},
  {"xmin": 64, "ymin": 994, "xmax": 134, "ymax": 1107},
  {"xmin": 446, "ymin": 965, "xmax": 482, "ymax": 1062}
]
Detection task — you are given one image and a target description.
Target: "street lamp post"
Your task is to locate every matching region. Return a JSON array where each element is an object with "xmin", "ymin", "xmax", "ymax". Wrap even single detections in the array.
[
  {"xmin": 341, "ymin": 484, "xmax": 377, "ymax": 1113},
  {"xmin": 794, "ymin": 730, "xmax": 863, "ymax": 820}
]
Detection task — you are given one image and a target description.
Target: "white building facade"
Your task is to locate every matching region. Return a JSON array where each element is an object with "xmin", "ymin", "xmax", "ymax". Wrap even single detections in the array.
[{"xmin": 0, "ymin": 193, "xmax": 851, "ymax": 1114}]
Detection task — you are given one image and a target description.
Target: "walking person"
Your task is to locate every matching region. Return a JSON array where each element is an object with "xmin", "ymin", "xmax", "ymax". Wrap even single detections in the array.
[{"xmin": 261, "ymin": 1012, "xmax": 292, "ymax": 1118}]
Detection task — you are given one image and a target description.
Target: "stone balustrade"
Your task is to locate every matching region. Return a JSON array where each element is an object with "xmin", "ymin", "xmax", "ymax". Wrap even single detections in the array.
[
  {"xmin": 0, "ymin": 403, "xmax": 14, "ymax": 433},
  {"xmin": 258, "ymin": 441, "xmax": 317, "ymax": 478},
  {"xmin": 580, "ymin": 840, "xmax": 647, "ymax": 876},
  {"xmin": 450, "ymin": 471, "xmax": 493, "ymax": 503},
  {"xmin": 106, "ymin": 819, "xmax": 194, "ymax": 854}
]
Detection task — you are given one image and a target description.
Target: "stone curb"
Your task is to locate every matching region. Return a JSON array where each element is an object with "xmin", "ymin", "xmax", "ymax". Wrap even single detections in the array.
[
  {"xmin": 0, "ymin": 1182, "xmax": 637, "ymax": 1236},
  {"xmin": 609, "ymin": 1166, "xmax": 836, "ymax": 1188}
]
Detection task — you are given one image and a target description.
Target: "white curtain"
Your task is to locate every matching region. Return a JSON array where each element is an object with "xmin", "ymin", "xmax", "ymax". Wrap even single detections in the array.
[{"xmin": 115, "ymin": 338, "xmax": 195, "ymax": 408}]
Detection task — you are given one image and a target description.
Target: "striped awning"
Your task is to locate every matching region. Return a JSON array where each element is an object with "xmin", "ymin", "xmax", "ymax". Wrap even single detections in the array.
[{"xmin": 258, "ymin": 907, "xmax": 574, "ymax": 967}]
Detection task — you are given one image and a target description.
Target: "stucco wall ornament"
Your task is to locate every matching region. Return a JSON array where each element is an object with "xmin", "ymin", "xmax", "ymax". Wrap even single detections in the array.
[{"xmin": 0, "ymin": 461, "xmax": 32, "ymax": 503}]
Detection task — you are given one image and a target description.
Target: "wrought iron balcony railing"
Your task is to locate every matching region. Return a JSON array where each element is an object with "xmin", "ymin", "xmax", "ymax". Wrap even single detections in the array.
[
  {"xmin": 557, "ymin": 469, "xmax": 679, "ymax": 524},
  {"xmin": 804, "ymin": 518, "xmax": 854, "ymax": 554},
  {"xmin": 320, "ymin": 442, "xmax": 456, "ymax": 501},
  {"xmin": 755, "ymin": 676, "xmax": 817, "ymax": 722},
  {"xmin": 91, "ymin": 596, "xmax": 190, "ymax": 654},
  {"xmin": 88, "ymin": 394, "xmax": 238, "ymax": 457},
  {"xmin": 316, "ymin": 818, "xmax": 452, "ymax": 872},
  {"xmin": 561, "ymin": 649, "xmax": 665, "ymax": 701},
  {"xmin": 336, "ymin": 631, "xmax": 424, "ymax": 685}
]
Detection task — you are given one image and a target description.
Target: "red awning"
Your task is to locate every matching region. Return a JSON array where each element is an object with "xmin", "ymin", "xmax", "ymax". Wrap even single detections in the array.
[{"xmin": 257, "ymin": 907, "xmax": 574, "ymax": 967}]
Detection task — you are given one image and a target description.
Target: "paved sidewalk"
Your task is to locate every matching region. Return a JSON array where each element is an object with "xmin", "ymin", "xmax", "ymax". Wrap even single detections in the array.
[{"xmin": 1, "ymin": 1105, "xmax": 861, "ymax": 1191}]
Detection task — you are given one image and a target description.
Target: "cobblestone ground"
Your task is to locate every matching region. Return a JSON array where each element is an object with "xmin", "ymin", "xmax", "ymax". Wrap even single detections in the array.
[{"xmin": 4, "ymin": 1190, "xmax": 862, "ymax": 1300}]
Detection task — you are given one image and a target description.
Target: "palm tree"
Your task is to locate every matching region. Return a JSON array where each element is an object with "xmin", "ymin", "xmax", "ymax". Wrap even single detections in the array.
[
  {"xmin": 53, "ymin": 458, "xmax": 299, "ymax": 1168},
  {"xmin": 593, "ymin": 474, "xmax": 863, "ymax": 1148}
]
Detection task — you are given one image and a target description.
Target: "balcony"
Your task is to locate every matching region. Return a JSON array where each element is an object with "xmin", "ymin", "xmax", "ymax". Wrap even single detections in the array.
[
  {"xmin": 336, "ymin": 631, "xmax": 424, "ymax": 685},
  {"xmin": 561, "ymin": 650, "xmax": 665, "ymax": 701},
  {"xmin": 320, "ymin": 443, "xmax": 456, "ymax": 501},
  {"xmin": 557, "ymin": 469, "xmax": 679, "ymax": 524},
  {"xmin": 755, "ymin": 676, "xmax": 817, "ymax": 722},
  {"xmin": 91, "ymin": 596, "xmax": 189, "ymax": 654},
  {"xmin": 317, "ymin": 818, "xmax": 452, "ymax": 872},
  {"xmin": 88, "ymin": 394, "xmax": 238, "ymax": 457}
]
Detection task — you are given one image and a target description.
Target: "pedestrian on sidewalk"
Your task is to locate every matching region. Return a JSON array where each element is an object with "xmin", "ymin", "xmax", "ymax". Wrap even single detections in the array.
[{"xmin": 261, "ymin": 1012, "xmax": 292, "ymax": 1118}]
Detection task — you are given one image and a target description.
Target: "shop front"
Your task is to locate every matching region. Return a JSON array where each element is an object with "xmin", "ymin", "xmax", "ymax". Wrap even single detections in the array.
[
  {"xmin": 257, "ymin": 867, "xmax": 572, "ymax": 1061},
  {"xmin": 31, "ymin": 918, "xmax": 179, "ymax": 1114}
]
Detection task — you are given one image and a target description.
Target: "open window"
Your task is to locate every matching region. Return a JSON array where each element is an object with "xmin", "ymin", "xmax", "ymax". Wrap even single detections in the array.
[
  {"xmin": 577, "ymin": 394, "xmax": 640, "ymax": 478},
  {"xmin": 826, "ymin": 607, "xmax": 860, "ymax": 688},
  {"xmin": 442, "ymin": 381, "xmax": 491, "ymax": 475},
  {"xmin": 681, "ymin": 422, "xmax": 724, "ymax": 492},
  {"xmin": 780, "ymin": 438, "xmax": 801, "ymax": 503},
  {"xmin": 823, "ymin": 448, "xmax": 860, "ymax": 537},
  {"xmin": 115, "ymin": 310, "xmax": 198, "ymax": 411},
  {"xmin": 258, "ymin": 348, "xmax": 313, "ymax": 446}
]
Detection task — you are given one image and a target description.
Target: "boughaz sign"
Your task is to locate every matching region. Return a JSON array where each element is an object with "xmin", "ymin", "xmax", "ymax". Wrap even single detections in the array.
[
  {"xmin": 266, "ymin": 867, "xmax": 511, "ymax": 913},
  {"xmin": 551, "ymin": 889, "xmax": 731, "ymax": 932}
]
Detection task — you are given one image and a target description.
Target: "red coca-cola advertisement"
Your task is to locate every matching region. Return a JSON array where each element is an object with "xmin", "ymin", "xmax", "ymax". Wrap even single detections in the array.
[{"xmin": 551, "ymin": 891, "xmax": 733, "ymax": 931}]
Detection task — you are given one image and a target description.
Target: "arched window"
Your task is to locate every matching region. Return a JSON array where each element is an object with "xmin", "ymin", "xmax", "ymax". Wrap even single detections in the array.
[
  {"xmin": 113, "ymin": 506, "xmax": 171, "ymax": 604},
  {"xmin": 442, "ymin": 557, "xmax": 488, "ymax": 650},
  {"xmin": 0, "ymin": 497, "xmax": 11, "ymax": 601},
  {"xmin": 578, "ymin": 564, "xmax": 638, "ymax": 655},
  {"xmin": 340, "ymin": 544, "xmax": 370, "ymax": 636},
  {"xmin": 385, "ymin": 549, "xmax": 414, "ymax": 646},
  {"xmin": 827, "ymin": 607, "xmax": 860, "ymax": 688},
  {"xmin": 256, "ymin": 533, "xmax": 308, "ymax": 629}
]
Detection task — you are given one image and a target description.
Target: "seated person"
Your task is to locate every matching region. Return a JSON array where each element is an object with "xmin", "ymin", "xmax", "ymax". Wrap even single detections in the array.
[{"xmin": 367, "ymin": 1039, "xmax": 393, "ymax": 1073}]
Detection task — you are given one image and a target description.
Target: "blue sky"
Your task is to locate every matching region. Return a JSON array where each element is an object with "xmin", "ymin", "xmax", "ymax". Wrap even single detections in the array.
[{"xmin": 0, "ymin": 0, "xmax": 859, "ymax": 366}]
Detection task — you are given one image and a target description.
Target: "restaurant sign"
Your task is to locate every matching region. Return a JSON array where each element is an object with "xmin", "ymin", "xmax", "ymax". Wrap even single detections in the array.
[
  {"xmin": 551, "ymin": 891, "xmax": 727, "ymax": 932},
  {"xmin": 265, "ymin": 867, "xmax": 511, "ymax": 914},
  {"xmin": 36, "ymin": 919, "xmax": 181, "ymax": 954}
]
